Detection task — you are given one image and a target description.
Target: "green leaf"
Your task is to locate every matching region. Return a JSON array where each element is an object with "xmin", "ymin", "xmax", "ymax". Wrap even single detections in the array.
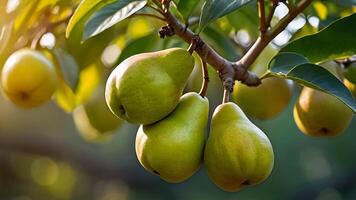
[
  {"xmin": 116, "ymin": 33, "xmax": 161, "ymax": 63},
  {"xmin": 268, "ymin": 59, "xmax": 356, "ymax": 113},
  {"xmin": 66, "ymin": 0, "xmax": 114, "ymax": 38},
  {"xmin": 52, "ymin": 48, "xmax": 80, "ymax": 91},
  {"xmin": 227, "ymin": 3, "xmax": 259, "ymax": 39},
  {"xmin": 84, "ymin": 0, "xmax": 147, "ymax": 40},
  {"xmin": 199, "ymin": 0, "xmax": 252, "ymax": 32},
  {"xmin": 177, "ymin": 0, "xmax": 201, "ymax": 20},
  {"xmin": 268, "ymin": 52, "xmax": 309, "ymax": 74},
  {"xmin": 202, "ymin": 26, "xmax": 240, "ymax": 60},
  {"xmin": 281, "ymin": 13, "xmax": 356, "ymax": 63}
]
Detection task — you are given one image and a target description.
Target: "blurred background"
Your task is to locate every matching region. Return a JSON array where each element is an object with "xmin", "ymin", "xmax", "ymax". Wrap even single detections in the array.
[{"xmin": 1, "ymin": 0, "xmax": 356, "ymax": 199}]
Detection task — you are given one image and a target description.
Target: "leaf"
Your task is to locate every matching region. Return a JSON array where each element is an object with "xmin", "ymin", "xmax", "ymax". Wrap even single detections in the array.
[
  {"xmin": 268, "ymin": 56, "xmax": 356, "ymax": 113},
  {"xmin": 66, "ymin": 0, "xmax": 114, "ymax": 37},
  {"xmin": 202, "ymin": 26, "xmax": 240, "ymax": 60},
  {"xmin": 281, "ymin": 13, "xmax": 356, "ymax": 63},
  {"xmin": 177, "ymin": 0, "xmax": 201, "ymax": 20},
  {"xmin": 116, "ymin": 33, "xmax": 161, "ymax": 64},
  {"xmin": 52, "ymin": 48, "xmax": 80, "ymax": 91},
  {"xmin": 199, "ymin": 0, "xmax": 252, "ymax": 32},
  {"xmin": 84, "ymin": 0, "xmax": 147, "ymax": 40},
  {"xmin": 54, "ymin": 62, "xmax": 101, "ymax": 112},
  {"xmin": 227, "ymin": 3, "xmax": 259, "ymax": 39}
]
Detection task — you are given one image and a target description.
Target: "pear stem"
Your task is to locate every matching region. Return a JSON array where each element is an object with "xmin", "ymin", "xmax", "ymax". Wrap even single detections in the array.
[
  {"xmin": 153, "ymin": 0, "xmax": 313, "ymax": 87},
  {"xmin": 223, "ymin": 89, "xmax": 230, "ymax": 104},
  {"xmin": 199, "ymin": 60, "xmax": 209, "ymax": 97}
]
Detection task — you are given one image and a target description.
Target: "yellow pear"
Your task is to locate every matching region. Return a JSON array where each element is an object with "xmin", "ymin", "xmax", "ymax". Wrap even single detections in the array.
[
  {"xmin": 204, "ymin": 102, "xmax": 274, "ymax": 192},
  {"xmin": 232, "ymin": 46, "xmax": 293, "ymax": 120},
  {"xmin": 135, "ymin": 92, "xmax": 209, "ymax": 183},
  {"xmin": 293, "ymin": 87, "xmax": 353, "ymax": 137},
  {"xmin": 1, "ymin": 49, "xmax": 58, "ymax": 108},
  {"xmin": 106, "ymin": 48, "xmax": 194, "ymax": 125}
]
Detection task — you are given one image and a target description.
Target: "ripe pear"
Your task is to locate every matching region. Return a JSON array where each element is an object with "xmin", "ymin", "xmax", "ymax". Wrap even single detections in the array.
[
  {"xmin": 135, "ymin": 92, "xmax": 209, "ymax": 183},
  {"xmin": 1, "ymin": 49, "xmax": 58, "ymax": 108},
  {"xmin": 293, "ymin": 87, "xmax": 353, "ymax": 137},
  {"xmin": 106, "ymin": 48, "xmax": 194, "ymax": 125},
  {"xmin": 73, "ymin": 85, "xmax": 124, "ymax": 143},
  {"xmin": 204, "ymin": 103, "xmax": 274, "ymax": 192},
  {"xmin": 232, "ymin": 46, "xmax": 293, "ymax": 120}
]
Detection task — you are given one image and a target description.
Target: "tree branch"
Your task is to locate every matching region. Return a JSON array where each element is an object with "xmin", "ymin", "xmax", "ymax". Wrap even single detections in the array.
[
  {"xmin": 159, "ymin": 5, "xmax": 261, "ymax": 87},
  {"xmin": 258, "ymin": 0, "xmax": 267, "ymax": 34},
  {"xmin": 237, "ymin": 0, "xmax": 313, "ymax": 71}
]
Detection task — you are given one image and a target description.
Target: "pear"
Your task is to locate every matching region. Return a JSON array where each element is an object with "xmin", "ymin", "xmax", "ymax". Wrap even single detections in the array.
[
  {"xmin": 135, "ymin": 92, "xmax": 209, "ymax": 183},
  {"xmin": 293, "ymin": 87, "xmax": 353, "ymax": 137},
  {"xmin": 106, "ymin": 48, "xmax": 194, "ymax": 125},
  {"xmin": 232, "ymin": 46, "xmax": 293, "ymax": 120},
  {"xmin": 204, "ymin": 103, "xmax": 274, "ymax": 192},
  {"xmin": 73, "ymin": 85, "xmax": 124, "ymax": 143}
]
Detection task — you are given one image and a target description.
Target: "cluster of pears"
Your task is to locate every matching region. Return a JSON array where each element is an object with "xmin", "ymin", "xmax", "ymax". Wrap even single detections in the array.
[
  {"xmin": 1, "ymin": 49, "xmax": 58, "ymax": 108},
  {"xmin": 293, "ymin": 62, "xmax": 354, "ymax": 137},
  {"xmin": 106, "ymin": 48, "xmax": 274, "ymax": 191}
]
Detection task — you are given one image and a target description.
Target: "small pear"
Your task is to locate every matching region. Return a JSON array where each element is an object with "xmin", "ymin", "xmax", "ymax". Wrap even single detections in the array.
[
  {"xmin": 204, "ymin": 103, "xmax": 274, "ymax": 192},
  {"xmin": 73, "ymin": 85, "xmax": 124, "ymax": 143},
  {"xmin": 232, "ymin": 46, "xmax": 293, "ymax": 120},
  {"xmin": 106, "ymin": 48, "xmax": 194, "ymax": 125},
  {"xmin": 135, "ymin": 92, "xmax": 209, "ymax": 183},
  {"xmin": 293, "ymin": 87, "xmax": 353, "ymax": 137}
]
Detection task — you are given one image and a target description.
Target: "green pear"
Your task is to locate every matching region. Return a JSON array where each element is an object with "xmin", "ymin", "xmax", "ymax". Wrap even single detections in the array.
[
  {"xmin": 204, "ymin": 103, "xmax": 274, "ymax": 192},
  {"xmin": 135, "ymin": 92, "xmax": 209, "ymax": 183},
  {"xmin": 232, "ymin": 46, "xmax": 293, "ymax": 120},
  {"xmin": 106, "ymin": 48, "xmax": 194, "ymax": 125},
  {"xmin": 293, "ymin": 87, "xmax": 353, "ymax": 137},
  {"xmin": 73, "ymin": 85, "xmax": 124, "ymax": 143}
]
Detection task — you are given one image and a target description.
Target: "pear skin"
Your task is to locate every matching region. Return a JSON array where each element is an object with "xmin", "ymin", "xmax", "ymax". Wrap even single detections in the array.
[
  {"xmin": 293, "ymin": 87, "xmax": 353, "ymax": 137},
  {"xmin": 135, "ymin": 92, "xmax": 209, "ymax": 183},
  {"xmin": 106, "ymin": 48, "xmax": 194, "ymax": 125},
  {"xmin": 204, "ymin": 103, "xmax": 274, "ymax": 192},
  {"xmin": 232, "ymin": 46, "xmax": 293, "ymax": 120}
]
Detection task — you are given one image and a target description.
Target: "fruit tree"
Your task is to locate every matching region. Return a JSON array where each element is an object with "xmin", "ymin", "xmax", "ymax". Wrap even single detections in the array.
[{"xmin": 0, "ymin": 0, "xmax": 355, "ymax": 199}]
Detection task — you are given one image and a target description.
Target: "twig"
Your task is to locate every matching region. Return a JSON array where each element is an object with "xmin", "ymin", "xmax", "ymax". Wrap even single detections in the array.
[
  {"xmin": 266, "ymin": 0, "xmax": 278, "ymax": 28},
  {"xmin": 199, "ymin": 60, "xmax": 209, "ymax": 97},
  {"xmin": 237, "ymin": 0, "xmax": 314, "ymax": 70},
  {"xmin": 258, "ymin": 0, "xmax": 268, "ymax": 34}
]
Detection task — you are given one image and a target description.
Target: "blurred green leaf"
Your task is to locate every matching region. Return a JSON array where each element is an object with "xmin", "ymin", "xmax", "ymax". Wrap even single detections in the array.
[
  {"xmin": 268, "ymin": 53, "xmax": 356, "ymax": 112},
  {"xmin": 177, "ymin": 0, "xmax": 201, "ymax": 20},
  {"xmin": 84, "ymin": 0, "xmax": 147, "ymax": 40},
  {"xmin": 199, "ymin": 0, "xmax": 252, "ymax": 32},
  {"xmin": 54, "ymin": 62, "xmax": 101, "ymax": 112},
  {"xmin": 227, "ymin": 3, "xmax": 259, "ymax": 39},
  {"xmin": 52, "ymin": 48, "xmax": 80, "ymax": 91},
  {"xmin": 202, "ymin": 26, "xmax": 240, "ymax": 60},
  {"xmin": 281, "ymin": 13, "xmax": 356, "ymax": 63},
  {"xmin": 116, "ymin": 33, "xmax": 161, "ymax": 63}
]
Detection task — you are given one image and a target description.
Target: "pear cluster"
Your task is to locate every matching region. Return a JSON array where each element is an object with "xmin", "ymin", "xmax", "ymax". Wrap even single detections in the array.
[{"xmin": 105, "ymin": 48, "xmax": 274, "ymax": 192}]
